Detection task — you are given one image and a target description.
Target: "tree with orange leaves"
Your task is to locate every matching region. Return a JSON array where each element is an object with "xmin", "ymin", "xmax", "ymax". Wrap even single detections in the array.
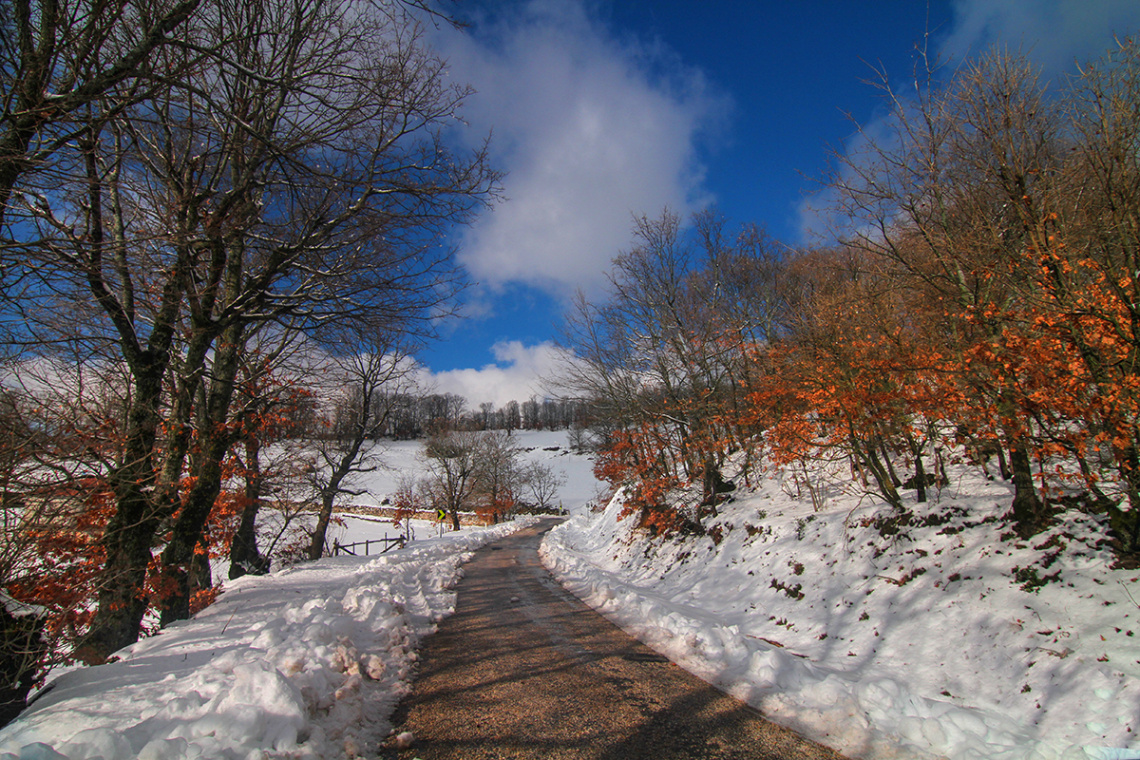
[
  {"xmin": 744, "ymin": 245, "xmax": 961, "ymax": 513},
  {"xmin": 828, "ymin": 47, "xmax": 1067, "ymax": 536}
]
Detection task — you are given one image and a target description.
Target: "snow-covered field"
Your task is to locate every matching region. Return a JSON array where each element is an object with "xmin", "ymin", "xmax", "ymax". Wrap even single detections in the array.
[
  {"xmin": 2, "ymin": 430, "xmax": 1137, "ymax": 760},
  {"xmin": 323, "ymin": 430, "xmax": 604, "ymax": 519}
]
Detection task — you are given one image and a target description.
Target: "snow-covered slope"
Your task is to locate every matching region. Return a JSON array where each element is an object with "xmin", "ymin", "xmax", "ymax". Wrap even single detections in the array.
[{"xmin": 541, "ymin": 468, "xmax": 1140, "ymax": 760}]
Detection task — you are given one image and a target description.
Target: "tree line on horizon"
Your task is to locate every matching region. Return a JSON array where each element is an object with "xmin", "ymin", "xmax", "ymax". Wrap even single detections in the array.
[{"xmin": 371, "ymin": 392, "xmax": 589, "ymax": 440}]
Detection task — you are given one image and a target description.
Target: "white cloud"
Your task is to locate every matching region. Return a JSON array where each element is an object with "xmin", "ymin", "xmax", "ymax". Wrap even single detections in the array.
[
  {"xmin": 419, "ymin": 340, "xmax": 569, "ymax": 408},
  {"xmin": 940, "ymin": 0, "xmax": 1140, "ymax": 76},
  {"xmin": 436, "ymin": 0, "xmax": 725, "ymax": 299},
  {"xmin": 795, "ymin": 106, "xmax": 902, "ymax": 245}
]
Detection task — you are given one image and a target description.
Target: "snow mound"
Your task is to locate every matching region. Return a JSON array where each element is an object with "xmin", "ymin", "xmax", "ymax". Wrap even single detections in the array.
[{"xmin": 0, "ymin": 518, "xmax": 537, "ymax": 760}]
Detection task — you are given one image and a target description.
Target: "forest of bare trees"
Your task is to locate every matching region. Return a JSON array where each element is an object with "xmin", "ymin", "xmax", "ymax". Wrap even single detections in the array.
[{"xmin": 560, "ymin": 41, "xmax": 1140, "ymax": 561}]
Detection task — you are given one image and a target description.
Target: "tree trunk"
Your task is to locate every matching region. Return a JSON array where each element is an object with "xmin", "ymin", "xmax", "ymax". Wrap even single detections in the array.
[
  {"xmin": 81, "ymin": 364, "xmax": 169, "ymax": 663},
  {"xmin": 308, "ymin": 446, "xmax": 362, "ymax": 560},
  {"xmin": 157, "ymin": 326, "xmax": 244, "ymax": 627},
  {"xmin": 229, "ymin": 437, "xmax": 267, "ymax": 580},
  {"xmin": 849, "ymin": 430, "xmax": 903, "ymax": 511},
  {"xmin": 880, "ymin": 440, "xmax": 902, "ymax": 487},
  {"xmin": 905, "ymin": 433, "xmax": 928, "ymax": 504},
  {"xmin": 997, "ymin": 444, "xmax": 1012, "ymax": 481},
  {"xmin": 80, "ymin": 487, "xmax": 159, "ymax": 663},
  {"xmin": 913, "ymin": 454, "xmax": 928, "ymax": 504},
  {"xmin": 1110, "ymin": 441, "xmax": 1140, "ymax": 555},
  {"xmin": 699, "ymin": 456, "xmax": 733, "ymax": 519},
  {"xmin": 0, "ymin": 602, "xmax": 46, "ymax": 729},
  {"xmin": 1007, "ymin": 440, "xmax": 1048, "ymax": 538},
  {"xmin": 157, "ymin": 426, "xmax": 232, "ymax": 627},
  {"xmin": 189, "ymin": 536, "xmax": 213, "ymax": 597},
  {"xmin": 308, "ymin": 492, "xmax": 338, "ymax": 560}
]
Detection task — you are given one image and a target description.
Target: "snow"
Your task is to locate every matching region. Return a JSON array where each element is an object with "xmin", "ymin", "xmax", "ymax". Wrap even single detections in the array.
[
  {"xmin": 2, "ymin": 431, "xmax": 1139, "ymax": 760},
  {"xmin": 0, "ymin": 591, "xmax": 46, "ymax": 620},
  {"xmin": 0, "ymin": 518, "xmax": 538, "ymax": 760},
  {"xmin": 309, "ymin": 431, "xmax": 603, "ymax": 518},
  {"xmin": 539, "ymin": 463, "xmax": 1140, "ymax": 760}
]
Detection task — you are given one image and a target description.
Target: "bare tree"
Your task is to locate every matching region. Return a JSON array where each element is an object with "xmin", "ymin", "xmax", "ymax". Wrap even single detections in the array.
[
  {"xmin": 0, "ymin": 0, "xmax": 203, "ymax": 228},
  {"xmin": 502, "ymin": 400, "xmax": 520, "ymax": 434},
  {"xmin": 523, "ymin": 461, "xmax": 565, "ymax": 512},
  {"xmin": 305, "ymin": 333, "xmax": 420, "ymax": 560},
  {"xmin": 225, "ymin": 328, "xmax": 315, "ymax": 579},
  {"xmin": 557, "ymin": 209, "xmax": 786, "ymax": 519},
  {"xmin": 421, "ymin": 429, "xmax": 485, "ymax": 531},
  {"xmin": 476, "ymin": 430, "xmax": 522, "ymax": 520},
  {"xmin": 4, "ymin": 0, "xmax": 496, "ymax": 661}
]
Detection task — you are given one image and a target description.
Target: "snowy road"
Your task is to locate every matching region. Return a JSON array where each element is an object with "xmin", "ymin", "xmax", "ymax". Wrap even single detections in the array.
[{"xmin": 385, "ymin": 518, "xmax": 845, "ymax": 760}]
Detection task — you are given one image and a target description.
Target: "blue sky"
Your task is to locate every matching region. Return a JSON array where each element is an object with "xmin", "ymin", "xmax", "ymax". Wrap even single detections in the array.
[{"xmin": 415, "ymin": 0, "xmax": 1140, "ymax": 408}]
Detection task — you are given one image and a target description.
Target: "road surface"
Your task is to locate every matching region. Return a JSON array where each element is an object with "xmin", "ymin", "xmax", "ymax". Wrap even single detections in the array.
[{"xmin": 385, "ymin": 518, "xmax": 848, "ymax": 759}]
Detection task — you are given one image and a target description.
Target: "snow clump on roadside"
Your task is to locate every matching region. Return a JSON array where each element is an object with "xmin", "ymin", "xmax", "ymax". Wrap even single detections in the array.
[{"xmin": 0, "ymin": 517, "xmax": 537, "ymax": 760}]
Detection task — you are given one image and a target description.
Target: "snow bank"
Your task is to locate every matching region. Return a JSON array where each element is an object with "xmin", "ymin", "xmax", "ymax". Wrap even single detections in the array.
[
  {"xmin": 541, "ymin": 479, "xmax": 1140, "ymax": 760},
  {"xmin": 0, "ymin": 518, "xmax": 537, "ymax": 760}
]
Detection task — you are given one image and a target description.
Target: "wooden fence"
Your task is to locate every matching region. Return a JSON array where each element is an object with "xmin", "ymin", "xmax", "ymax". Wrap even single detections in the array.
[{"xmin": 331, "ymin": 537, "xmax": 406, "ymax": 557}]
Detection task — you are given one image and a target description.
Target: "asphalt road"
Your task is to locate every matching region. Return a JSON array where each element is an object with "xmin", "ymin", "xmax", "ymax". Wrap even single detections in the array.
[{"xmin": 384, "ymin": 518, "xmax": 848, "ymax": 760}]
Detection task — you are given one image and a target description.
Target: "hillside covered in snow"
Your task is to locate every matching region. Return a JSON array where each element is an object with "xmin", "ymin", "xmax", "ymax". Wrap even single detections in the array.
[
  {"xmin": 0, "ymin": 432, "xmax": 1137, "ymax": 760},
  {"xmin": 543, "ymin": 460, "xmax": 1140, "ymax": 760}
]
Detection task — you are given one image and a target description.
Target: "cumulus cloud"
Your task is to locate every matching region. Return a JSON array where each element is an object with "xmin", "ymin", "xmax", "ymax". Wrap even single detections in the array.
[
  {"xmin": 435, "ymin": 0, "xmax": 725, "ymax": 299},
  {"xmin": 419, "ymin": 340, "xmax": 569, "ymax": 408}
]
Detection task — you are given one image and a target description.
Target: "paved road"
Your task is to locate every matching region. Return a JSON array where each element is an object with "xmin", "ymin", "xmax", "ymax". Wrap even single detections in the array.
[{"xmin": 384, "ymin": 519, "xmax": 848, "ymax": 760}]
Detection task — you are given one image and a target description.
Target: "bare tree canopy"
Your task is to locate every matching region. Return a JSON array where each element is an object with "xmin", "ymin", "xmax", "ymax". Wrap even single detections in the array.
[{"xmin": 0, "ymin": 0, "xmax": 498, "ymax": 668}]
